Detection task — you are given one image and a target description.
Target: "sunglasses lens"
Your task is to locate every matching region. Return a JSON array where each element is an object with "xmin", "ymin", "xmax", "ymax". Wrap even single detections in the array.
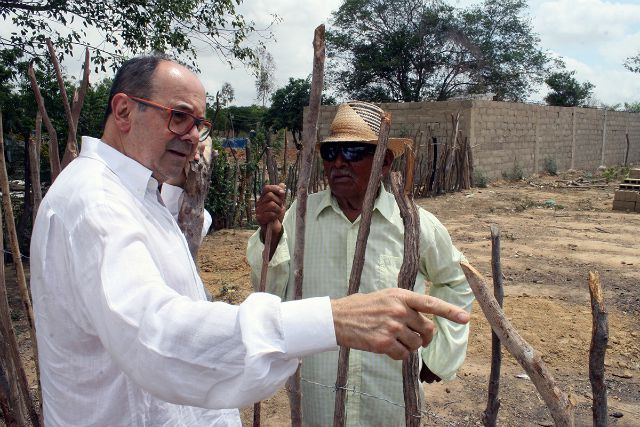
[
  {"xmin": 320, "ymin": 143, "xmax": 339, "ymax": 161},
  {"xmin": 320, "ymin": 143, "xmax": 376, "ymax": 162}
]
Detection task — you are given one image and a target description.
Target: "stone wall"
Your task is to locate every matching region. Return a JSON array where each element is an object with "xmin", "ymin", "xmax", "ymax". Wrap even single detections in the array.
[{"xmin": 310, "ymin": 101, "xmax": 640, "ymax": 180}]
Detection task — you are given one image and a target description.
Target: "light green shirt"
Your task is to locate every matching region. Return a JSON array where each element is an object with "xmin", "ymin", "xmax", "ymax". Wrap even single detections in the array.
[{"xmin": 247, "ymin": 186, "xmax": 474, "ymax": 427}]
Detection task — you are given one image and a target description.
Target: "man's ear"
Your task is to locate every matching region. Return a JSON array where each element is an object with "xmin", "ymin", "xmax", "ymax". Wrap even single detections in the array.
[
  {"xmin": 110, "ymin": 93, "xmax": 133, "ymax": 132},
  {"xmin": 381, "ymin": 149, "xmax": 394, "ymax": 176}
]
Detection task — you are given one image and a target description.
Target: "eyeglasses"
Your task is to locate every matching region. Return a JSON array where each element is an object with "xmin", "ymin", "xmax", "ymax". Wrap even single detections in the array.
[
  {"xmin": 319, "ymin": 142, "xmax": 377, "ymax": 162},
  {"xmin": 126, "ymin": 95, "xmax": 212, "ymax": 141}
]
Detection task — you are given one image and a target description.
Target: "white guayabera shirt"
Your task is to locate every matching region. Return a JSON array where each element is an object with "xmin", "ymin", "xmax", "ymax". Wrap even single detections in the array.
[
  {"xmin": 30, "ymin": 137, "xmax": 338, "ymax": 427},
  {"xmin": 247, "ymin": 186, "xmax": 474, "ymax": 427}
]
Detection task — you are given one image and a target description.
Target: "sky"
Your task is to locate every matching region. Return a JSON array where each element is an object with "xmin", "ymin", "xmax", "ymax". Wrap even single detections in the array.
[{"xmin": 3, "ymin": 0, "xmax": 640, "ymax": 107}]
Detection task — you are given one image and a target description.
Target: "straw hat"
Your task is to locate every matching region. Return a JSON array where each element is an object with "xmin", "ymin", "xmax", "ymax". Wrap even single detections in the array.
[{"xmin": 320, "ymin": 101, "xmax": 412, "ymax": 158}]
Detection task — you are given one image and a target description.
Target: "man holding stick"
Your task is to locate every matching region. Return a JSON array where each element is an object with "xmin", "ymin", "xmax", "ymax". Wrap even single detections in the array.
[
  {"xmin": 30, "ymin": 56, "xmax": 469, "ymax": 426},
  {"xmin": 248, "ymin": 101, "xmax": 474, "ymax": 426}
]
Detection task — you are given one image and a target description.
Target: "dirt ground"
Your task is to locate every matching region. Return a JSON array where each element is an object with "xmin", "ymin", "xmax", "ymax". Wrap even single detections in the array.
[
  {"xmin": 4, "ymin": 170, "xmax": 638, "ymax": 426},
  {"xmin": 197, "ymin": 170, "xmax": 640, "ymax": 426}
]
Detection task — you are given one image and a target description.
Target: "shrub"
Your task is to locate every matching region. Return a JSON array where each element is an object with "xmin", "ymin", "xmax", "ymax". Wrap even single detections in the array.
[
  {"xmin": 473, "ymin": 169, "xmax": 489, "ymax": 188},
  {"xmin": 543, "ymin": 157, "xmax": 558, "ymax": 176},
  {"xmin": 502, "ymin": 161, "xmax": 525, "ymax": 181}
]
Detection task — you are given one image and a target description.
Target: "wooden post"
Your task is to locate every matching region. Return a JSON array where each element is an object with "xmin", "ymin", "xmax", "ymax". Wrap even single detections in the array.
[
  {"xmin": 27, "ymin": 62, "xmax": 61, "ymax": 182},
  {"xmin": 253, "ymin": 147, "xmax": 279, "ymax": 427},
  {"xmin": 177, "ymin": 138, "xmax": 215, "ymax": 259},
  {"xmin": 288, "ymin": 25, "xmax": 326, "ymax": 427},
  {"xmin": 461, "ymin": 262, "xmax": 575, "ymax": 426},
  {"xmin": 333, "ymin": 113, "xmax": 391, "ymax": 427},
  {"xmin": 29, "ymin": 112, "xmax": 43, "ymax": 222},
  {"xmin": 389, "ymin": 153, "xmax": 421, "ymax": 427},
  {"xmin": 283, "ymin": 129, "xmax": 288, "ymax": 184},
  {"xmin": 588, "ymin": 271, "xmax": 608, "ymax": 427},
  {"xmin": 482, "ymin": 225, "xmax": 504, "ymax": 427},
  {"xmin": 0, "ymin": 112, "xmax": 40, "ymax": 426},
  {"xmin": 624, "ymin": 133, "xmax": 630, "ymax": 167}
]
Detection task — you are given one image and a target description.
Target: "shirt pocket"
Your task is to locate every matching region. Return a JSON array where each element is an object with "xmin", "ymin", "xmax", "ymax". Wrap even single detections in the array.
[{"xmin": 375, "ymin": 254, "xmax": 402, "ymax": 290}]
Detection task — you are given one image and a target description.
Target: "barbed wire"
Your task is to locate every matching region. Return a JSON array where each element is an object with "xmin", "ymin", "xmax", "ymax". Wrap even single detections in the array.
[
  {"xmin": 1, "ymin": 248, "xmax": 29, "ymax": 260},
  {"xmin": 300, "ymin": 377, "xmax": 460, "ymax": 426}
]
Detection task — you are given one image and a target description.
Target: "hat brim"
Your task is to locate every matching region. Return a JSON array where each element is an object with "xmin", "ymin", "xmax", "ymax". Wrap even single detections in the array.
[{"xmin": 319, "ymin": 136, "xmax": 412, "ymax": 158}]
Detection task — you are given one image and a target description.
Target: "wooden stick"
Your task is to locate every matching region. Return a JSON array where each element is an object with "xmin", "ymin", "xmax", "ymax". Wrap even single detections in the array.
[
  {"xmin": 482, "ymin": 225, "xmax": 504, "ymax": 427},
  {"xmin": 461, "ymin": 262, "xmax": 575, "ymax": 426},
  {"xmin": 0, "ymin": 184, "xmax": 38, "ymax": 427},
  {"xmin": 27, "ymin": 61, "xmax": 62, "ymax": 182},
  {"xmin": 177, "ymin": 138, "xmax": 215, "ymax": 259},
  {"xmin": 389, "ymin": 165, "xmax": 421, "ymax": 427},
  {"xmin": 333, "ymin": 113, "xmax": 391, "ymax": 427},
  {"xmin": 62, "ymin": 48, "xmax": 90, "ymax": 169},
  {"xmin": 29, "ymin": 112, "xmax": 43, "ymax": 221},
  {"xmin": 46, "ymin": 40, "xmax": 79, "ymax": 170},
  {"xmin": 288, "ymin": 25, "xmax": 325, "ymax": 427},
  {"xmin": 588, "ymin": 271, "xmax": 608, "ymax": 427},
  {"xmin": 0, "ymin": 112, "xmax": 40, "ymax": 426},
  {"xmin": 253, "ymin": 147, "xmax": 279, "ymax": 427}
]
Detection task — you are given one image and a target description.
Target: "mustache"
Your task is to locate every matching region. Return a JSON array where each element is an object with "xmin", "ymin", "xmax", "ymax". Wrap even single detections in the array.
[{"xmin": 329, "ymin": 168, "xmax": 355, "ymax": 180}]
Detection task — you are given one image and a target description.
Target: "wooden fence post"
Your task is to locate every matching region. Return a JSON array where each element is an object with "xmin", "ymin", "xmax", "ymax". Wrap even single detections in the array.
[{"xmin": 588, "ymin": 271, "xmax": 608, "ymax": 427}]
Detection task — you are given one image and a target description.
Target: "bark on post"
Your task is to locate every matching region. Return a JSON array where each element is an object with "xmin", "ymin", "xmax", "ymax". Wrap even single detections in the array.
[
  {"xmin": 46, "ymin": 40, "xmax": 78, "ymax": 170},
  {"xmin": 0, "ymin": 191, "xmax": 38, "ymax": 427},
  {"xmin": 288, "ymin": 25, "xmax": 326, "ymax": 427},
  {"xmin": 588, "ymin": 271, "xmax": 608, "ymax": 427},
  {"xmin": 28, "ymin": 62, "xmax": 61, "ymax": 182},
  {"xmin": 253, "ymin": 147, "xmax": 279, "ymax": 427},
  {"xmin": 333, "ymin": 114, "xmax": 392, "ymax": 427},
  {"xmin": 482, "ymin": 225, "xmax": 504, "ymax": 427},
  {"xmin": 177, "ymin": 138, "xmax": 215, "ymax": 259},
  {"xmin": 461, "ymin": 262, "xmax": 576, "ymax": 427},
  {"xmin": 62, "ymin": 48, "xmax": 90, "ymax": 169},
  {"xmin": 389, "ymin": 159, "xmax": 421, "ymax": 427},
  {"xmin": 29, "ymin": 112, "xmax": 43, "ymax": 222},
  {"xmin": 0, "ymin": 112, "xmax": 40, "ymax": 426}
]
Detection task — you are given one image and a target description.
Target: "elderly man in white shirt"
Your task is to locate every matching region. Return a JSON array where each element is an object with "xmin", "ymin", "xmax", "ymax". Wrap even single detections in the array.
[{"xmin": 30, "ymin": 54, "xmax": 470, "ymax": 426}]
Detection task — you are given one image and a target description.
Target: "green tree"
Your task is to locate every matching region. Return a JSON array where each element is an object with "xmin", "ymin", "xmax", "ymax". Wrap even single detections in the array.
[
  {"xmin": 254, "ymin": 46, "xmax": 276, "ymax": 106},
  {"xmin": 623, "ymin": 101, "xmax": 640, "ymax": 113},
  {"xmin": 326, "ymin": 0, "xmax": 548, "ymax": 102},
  {"xmin": 624, "ymin": 53, "xmax": 640, "ymax": 73},
  {"xmin": 544, "ymin": 71, "xmax": 594, "ymax": 107},
  {"xmin": 264, "ymin": 77, "xmax": 335, "ymax": 146},
  {"xmin": 0, "ymin": 0, "xmax": 266, "ymax": 72}
]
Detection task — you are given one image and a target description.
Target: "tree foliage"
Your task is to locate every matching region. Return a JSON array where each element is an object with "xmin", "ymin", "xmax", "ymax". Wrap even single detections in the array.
[
  {"xmin": 0, "ymin": 0, "xmax": 264, "ymax": 72},
  {"xmin": 624, "ymin": 52, "xmax": 640, "ymax": 74},
  {"xmin": 544, "ymin": 70, "xmax": 594, "ymax": 107},
  {"xmin": 263, "ymin": 77, "xmax": 335, "ymax": 146},
  {"xmin": 326, "ymin": 0, "xmax": 548, "ymax": 102}
]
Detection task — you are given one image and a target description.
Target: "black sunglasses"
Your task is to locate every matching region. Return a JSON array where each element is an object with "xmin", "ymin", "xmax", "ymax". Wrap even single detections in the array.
[{"xmin": 319, "ymin": 142, "xmax": 377, "ymax": 162}]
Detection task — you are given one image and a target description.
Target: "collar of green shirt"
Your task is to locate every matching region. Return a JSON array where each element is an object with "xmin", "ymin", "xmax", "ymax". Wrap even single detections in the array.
[{"xmin": 312, "ymin": 184, "xmax": 396, "ymax": 223}]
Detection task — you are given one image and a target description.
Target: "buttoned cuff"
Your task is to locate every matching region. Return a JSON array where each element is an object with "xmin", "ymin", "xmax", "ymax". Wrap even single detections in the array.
[{"xmin": 281, "ymin": 296, "xmax": 338, "ymax": 358}]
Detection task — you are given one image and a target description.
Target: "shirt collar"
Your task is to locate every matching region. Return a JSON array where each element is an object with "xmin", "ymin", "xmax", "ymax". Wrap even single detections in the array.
[
  {"xmin": 79, "ymin": 136, "xmax": 156, "ymax": 200},
  {"xmin": 313, "ymin": 183, "xmax": 396, "ymax": 223}
]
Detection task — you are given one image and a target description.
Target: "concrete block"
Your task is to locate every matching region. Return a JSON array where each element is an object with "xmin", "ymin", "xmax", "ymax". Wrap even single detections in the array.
[
  {"xmin": 614, "ymin": 190, "xmax": 639, "ymax": 202},
  {"xmin": 612, "ymin": 200, "xmax": 636, "ymax": 211}
]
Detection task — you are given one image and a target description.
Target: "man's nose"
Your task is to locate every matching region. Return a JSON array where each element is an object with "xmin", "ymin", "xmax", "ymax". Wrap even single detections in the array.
[
  {"xmin": 333, "ymin": 151, "xmax": 348, "ymax": 167},
  {"xmin": 182, "ymin": 124, "xmax": 200, "ymax": 146}
]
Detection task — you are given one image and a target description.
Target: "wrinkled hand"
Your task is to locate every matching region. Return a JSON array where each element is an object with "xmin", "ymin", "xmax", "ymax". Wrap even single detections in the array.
[
  {"xmin": 331, "ymin": 288, "xmax": 470, "ymax": 360},
  {"xmin": 255, "ymin": 184, "xmax": 286, "ymax": 244}
]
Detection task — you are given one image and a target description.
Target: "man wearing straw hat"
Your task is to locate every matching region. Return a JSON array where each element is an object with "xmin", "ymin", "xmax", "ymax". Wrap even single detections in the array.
[{"xmin": 248, "ymin": 100, "xmax": 473, "ymax": 426}]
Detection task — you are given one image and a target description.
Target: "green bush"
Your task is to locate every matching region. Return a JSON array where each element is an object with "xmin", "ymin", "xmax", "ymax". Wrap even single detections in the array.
[
  {"xmin": 502, "ymin": 161, "xmax": 524, "ymax": 181},
  {"xmin": 543, "ymin": 157, "xmax": 558, "ymax": 176},
  {"xmin": 473, "ymin": 169, "xmax": 489, "ymax": 188}
]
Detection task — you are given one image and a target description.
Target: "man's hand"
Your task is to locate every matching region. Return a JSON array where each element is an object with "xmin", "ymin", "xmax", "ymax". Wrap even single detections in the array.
[
  {"xmin": 255, "ymin": 184, "xmax": 286, "ymax": 254},
  {"xmin": 331, "ymin": 288, "xmax": 470, "ymax": 360}
]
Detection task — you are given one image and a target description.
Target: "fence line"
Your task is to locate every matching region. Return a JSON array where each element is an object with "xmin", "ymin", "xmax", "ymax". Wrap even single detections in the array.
[{"xmin": 300, "ymin": 377, "xmax": 460, "ymax": 426}]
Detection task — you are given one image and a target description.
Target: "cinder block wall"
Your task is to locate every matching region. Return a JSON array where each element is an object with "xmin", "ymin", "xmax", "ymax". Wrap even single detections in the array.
[{"xmin": 310, "ymin": 101, "xmax": 640, "ymax": 179}]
